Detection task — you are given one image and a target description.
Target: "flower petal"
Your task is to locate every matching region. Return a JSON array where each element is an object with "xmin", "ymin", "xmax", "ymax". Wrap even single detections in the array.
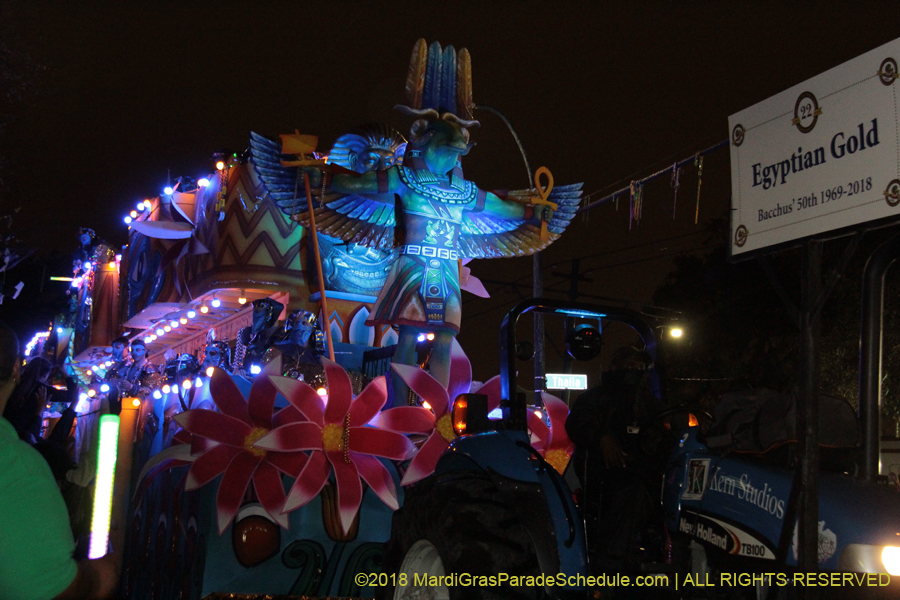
[
  {"xmin": 369, "ymin": 406, "xmax": 435, "ymax": 434},
  {"xmin": 348, "ymin": 376, "xmax": 387, "ymax": 427},
  {"xmin": 254, "ymin": 422, "xmax": 324, "ymax": 452},
  {"xmin": 543, "ymin": 393, "xmax": 571, "ymax": 449},
  {"xmin": 175, "ymin": 409, "xmax": 252, "ymax": 447},
  {"xmin": 252, "ymin": 461, "xmax": 289, "ymax": 529},
  {"xmin": 478, "ymin": 375, "xmax": 503, "ymax": 412},
  {"xmin": 266, "ymin": 450, "xmax": 309, "ymax": 478},
  {"xmin": 354, "ymin": 454, "xmax": 399, "ymax": 510},
  {"xmin": 132, "ymin": 444, "xmax": 195, "ymax": 504},
  {"xmin": 216, "ymin": 451, "xmax": 261, "ymax": 534},
  {"xmin": 527, "ymin": 412, "xmax": 550, "ymax": 451},
  {"xmin": 400, "ymin": 433, "xmax": 448, "ymax": 485},
  {"xmin": 185, "ymin": 444, "xmax": 242, "ymax": 491},
  {"xmin": 270, "ymin": 375, "xmax": 324, "ymax": 426},
  {"xmin": 328, "ymin": 451, "xmax": 362, "ymax": 535},
  {"xmin": 349, "ymin": 426, "xmax": 416, "ymax": 461},
  {"xmin": 247, "ymin": 356, "xmax": 282, "ymax": 429},
  {"xmin": 392, "ymin": 364, "xmax": 449, "ymax": 416},
  {"xmin": 446, "ymin": 338, "xmax": 472, "ymax": 402},
  {"xmin": 322, "ymin": 359, "xmax": 353, "ymax": 424},
  {"xmin": 283, "ymin": 451, "xmax": 330, "ymax": 513},
  {"xmin": 209, "ymin": 367, "xmax": 251, "ymax": 424},
  {"xmin": 272, "ymin": 404, "xmax": 304, "ymax": 427}
]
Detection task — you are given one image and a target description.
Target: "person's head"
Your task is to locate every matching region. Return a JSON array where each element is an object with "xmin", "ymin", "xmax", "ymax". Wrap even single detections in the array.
[
  {"xmin": 131, "ymin": 339, "xmax": 147, "ymax": 359},
  {"xmin": 609, "ymin": 345, "xmax": 653, "ymax": 372},
  {"xmin": 111, "ymin": 336, "xmax": 129, "ymax": 359},
  {"xmin": 201, "ymin": 341, "xmax": 231, "ymax": 370},
  {"xmin": 251, "ymin": 298, "xmax": 284, "ymax": 332},
  {"xmin": 0, "ymin": 322, "xmax": 19, "ymax": 407}
]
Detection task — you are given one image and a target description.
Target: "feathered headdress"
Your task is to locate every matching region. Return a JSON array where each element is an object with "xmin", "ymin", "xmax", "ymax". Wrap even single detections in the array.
[{"xmin": 395, "ymin": 39, "xmax": 479, "ymax": 129}]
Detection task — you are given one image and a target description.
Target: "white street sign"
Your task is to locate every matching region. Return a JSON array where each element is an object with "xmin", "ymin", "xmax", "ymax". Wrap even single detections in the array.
[
  {"xmin": 729, "ymin": 37, "xmax": 900, "ymax": 257},
  {"xmin": 546, "ymin": 373, "xmax": 588, "ymax": 390}
]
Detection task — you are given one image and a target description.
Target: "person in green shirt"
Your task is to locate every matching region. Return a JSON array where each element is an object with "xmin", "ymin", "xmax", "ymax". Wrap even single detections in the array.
[{"xmin": 0, "ymin": 322, "xmax": 118, "ymax": 599}]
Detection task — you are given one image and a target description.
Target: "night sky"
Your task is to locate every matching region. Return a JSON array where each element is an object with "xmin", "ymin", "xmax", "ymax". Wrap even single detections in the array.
[{"xmin": 2, "ymin": 1, "xmax": 899, "ymax": 379}]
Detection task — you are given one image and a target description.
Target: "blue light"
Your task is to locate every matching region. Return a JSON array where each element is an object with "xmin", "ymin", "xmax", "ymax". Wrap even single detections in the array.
[
  {"xmin": 211, "ymin": 298, "xmax": 221, "ymax": 308},
  {"xmin": 172, "ymin": 384, "xmax": 179, "ymax": 394},
  {"xmin": 124, "ymin": 216, "xmax": 133, "ymax": 224},
  {"xmin": 164, "ymin": 186, "xmax": 174, "ymax": 195},
  {"xmin": 195, "ymin": 377, "xmax": 203, "ymax": 388},
  {"xmin": 56, "ymin": 327, "xmax": 63, "ymax": 334},
  {"xmin": 417, "ymin": 334, "xmax": 426, "ymax": 342},
  {"xmin": 488, "ymin": 408, "xmax": 503, "ymax": 420},
  {"xmin": 100, "ymin": 384, "xmax": 110, "ymax": 393},
  {"xmin": 144, "ymin": 337, "xmax": 153, "ymax": 344},
  {"xmin": 249, "ymin": 365, "xmax": 262, "ymax": 375},
  {"xmin": 198, "ymin": 178, "xmax": 210, "ymax": 187},
  {"xmin": 137, "ymin": 201, "xmax": 146, "ymax": 211},
  {"xmin": 153, "ymin": 390, "xmax": 162, "ymax": 400},
  {"xmin": 187, "ymin": 310, "xmax": 196, "ymax": 318},
  {"xmin": 156, "ymin": 328, "xmax": 165, "ymax": 336},
  {"xmin": 79, "ymin": 393, "xmax": 88, "ymax": 402}
]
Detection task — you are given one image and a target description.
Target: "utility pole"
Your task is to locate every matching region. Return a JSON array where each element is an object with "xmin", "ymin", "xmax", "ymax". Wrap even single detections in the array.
[{"xmin": 553, "ymin": 258, "xmax": 593, "ymax": 403}]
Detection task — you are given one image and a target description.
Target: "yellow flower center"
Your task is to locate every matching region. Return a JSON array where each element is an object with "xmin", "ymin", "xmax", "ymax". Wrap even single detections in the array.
[
  {"xmin": 244, "ymin": 427, "xmax": 269, "ymax": 458},
  {"xmin": 544, "ymin": 448, "xmax": 570, "ymax": 475},
  {"xmin": 436, "ymin": 414, "xmax": 456, "ymax": 443},
  {"xmin": 322, "ymin": 423, "xmax": 344, "ymax": 452}
]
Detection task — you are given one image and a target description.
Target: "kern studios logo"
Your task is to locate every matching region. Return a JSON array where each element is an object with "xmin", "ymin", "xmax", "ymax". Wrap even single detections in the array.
[{"xmin": 734, "ymin": 225, "xmax": 748, "ymax": 247}]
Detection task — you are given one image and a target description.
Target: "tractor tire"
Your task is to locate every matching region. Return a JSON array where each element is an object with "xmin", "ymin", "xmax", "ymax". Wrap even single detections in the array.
[{"xmin": 381, "ymin": 469, "xmax": 543, "ymax": 600}]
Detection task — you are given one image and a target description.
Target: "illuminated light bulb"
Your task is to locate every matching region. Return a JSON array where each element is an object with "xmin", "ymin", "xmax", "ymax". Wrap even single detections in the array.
[
  {"xmin": 670, "ymin": 328, "xmax": 684, "ymax": 338},
  {"xmin": 153, "ymin": 390, "xmax": 162, "ymax": 400},
  {"xmin": 130, "ymin": 210, "xmax": 138, "ymax": 218},
  {"xmin": 131, "ymin": 399, "xmax": 141, "ymax": 407},
  {"xmin": 316, "ymin": 387, "xmax": 327, "ymax": 397},
  {"xmin": 124, "ymin": 216, "xmax": 132, "ymax": 224},
  {"xmin": 108, "ymin": 261, "xmax": 116, "ymax": 268},
  {"xmin": 171, "ymin": 384, "xmax": 179, "ymax": 394},
  {"xmin": 182, "ymin": 379, "xmax": 192, "ymax": 390},
  {"xmin": 162, "ymin": 384, "xmax": 171, "ymax": 394},
  {"xmin": 144, "ymin": 337, "xmax": 153, "ymax": 344},
  {"xmin": 187, "ymin": 310, "xmax": 196, "ymax": 318},
  {"xmin": 137, "ymin": 201, "xmax": 146, "ymax": 211},
  {"xmin": 57, "ymin": 327, "xmax": 63, "ymax": 334},
  {"xmin": 883, "ymin": 546, "xmax": 900, "ymax": 575},
  {"xmin": 170, "ymin": 320, "xmax": 179, "ymax": 328},
  {"xmin": 211, "ymin": 297, "xmax": 221, "ymax": 308},
  {"xmin": 198, "ymin": 177, "xmax": 210, "ymax": 187},
  {"xmin": 216, "ymin": 161, "xmax": 225, "ymax": 170},
  {"xmin": 86, "ymin": 370, "xmax": 92, "ymax": 377},
  {"xmin": 105, "ymin": 361, "xmax": 112, "ymax": 367},
  {"xmin": 164, "ymin": 186, "xmax": 174, "ymax": 195},
  {"xmin": 238, "ymin": 290, "xmax": 247, "ymax": 304},
  {"xmin": 426, "ymin": 333, "xmax": 435, "ymax": 341},
  {"xmin": 422, "ymin": 401, "xmax": 431, "ymax": 410},
  {"xmin": 116, "ymin": 254, "xmax": 122, "ymax": 261},
  {"xmin": 88, "ymin": 389, "xmax": 97, "ymax": 398},
  {"xmin": 195, "ymin": 377, "xmax": 203, "ymax": 388},
  {"xmin": 417, "ymin": 334, "xmax": 426, "ymax": 342},
  {"xmin": 179, "ymin": 318, "xmax": 187, "ymax": 325},
  {"xmin": 100, "ymin": 384, "xmax": 110, "ymax": 393},
  {"xmin": 79, "ymin": 393, "xmax": 88, "ymax": 402},
  {"xmin": 149, "ymin": 334, "xmax": 157, "ymax": 341},
  {"xmin": 163, "ymin": 326, "xmax": 171, "ymax": 332},
  {"xmin": 249, "ymin": 365, "xmax": 262, "ymax": 375},
  {"xmin": 200, "ymin": 305, "xmax": 209, "ymax": 314},
  {"xmin": 156, "ymin": 328, "xmax": 165, "ymax": 336},
  {"xmin": 533, "ymin": 409, "xmax": 543, "ymax": 418},
  {"xmin": 88, "ymin": 415, "xmax": 120, "ymax": 559},
  {"xmin": 206, "ymin": 366, "xmax": 215, "ymax": 377}
]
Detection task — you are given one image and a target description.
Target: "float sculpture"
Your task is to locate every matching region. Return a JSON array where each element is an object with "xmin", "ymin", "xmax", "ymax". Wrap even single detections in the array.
[{"xmin": 290, "ymin": 40, "xmax": 582, "ymax": 403}]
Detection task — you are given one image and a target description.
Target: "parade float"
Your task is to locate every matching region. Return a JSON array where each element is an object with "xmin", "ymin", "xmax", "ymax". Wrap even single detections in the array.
[{"xmin": 24, "ymin": 39, "xmax": 582, "ymax": 599}]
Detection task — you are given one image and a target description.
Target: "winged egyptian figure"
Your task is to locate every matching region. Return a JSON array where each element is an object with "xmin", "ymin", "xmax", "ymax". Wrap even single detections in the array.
[{"xmin": 252, "ymin": 40, "xmax": 582, "ymax": 405}]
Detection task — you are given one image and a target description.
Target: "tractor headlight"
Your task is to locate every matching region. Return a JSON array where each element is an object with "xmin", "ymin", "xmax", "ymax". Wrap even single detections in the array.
[
  {"xmin": 839, "ymin": 543, "xmax": 900, "ymax": 574},
  {"xmin": 883, "ymin": 546, "xmax": 900, "ymax": 575}
]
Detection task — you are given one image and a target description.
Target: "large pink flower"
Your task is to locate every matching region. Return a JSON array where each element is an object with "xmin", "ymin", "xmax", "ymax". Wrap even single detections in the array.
[
  {"xmin": 253, "ymin": 359, "xmax": 416, "ymax": 534},
  {"xmin": 173, "ymin": 356, "xmax": 308, "ymax": 533},
  {"xmin": 389, "ymin": 339, "xmax": 472, "ymax": 485}
]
